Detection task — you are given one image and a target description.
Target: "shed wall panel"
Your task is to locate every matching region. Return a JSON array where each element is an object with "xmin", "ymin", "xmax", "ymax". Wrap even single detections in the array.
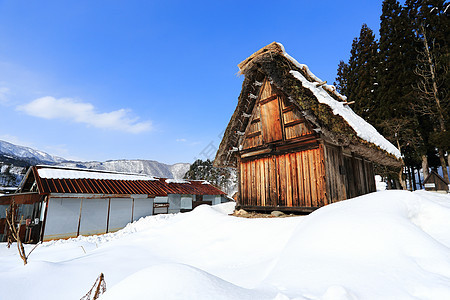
[
  {"xmin": 168, "ymin": 194, "xmax": 181, "ymax": 213},
  {"xmin": 181, "ymin": 196, "xmax": 193, "ymax": 209},
  {"xmin": 108, "ymin": 198, "xmax": 133, "ymax": 232},
  {"xmin": 79, "ymin": 198, "xmax": 108, "ymax": 236},
  {"xmin": 133, "ymin": 198, "xmax": 154, "ymax": 221},
  {"xmin": 43, "ymin": 198, "xmax": 81, "ymax": 241}
]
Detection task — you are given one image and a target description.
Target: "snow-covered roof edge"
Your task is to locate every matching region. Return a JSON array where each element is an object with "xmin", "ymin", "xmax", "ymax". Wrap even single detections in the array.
[
  {"xmin": 275, "ymin": 42, "xmax": 401, "ymax": 159},
  {"xmin": 36, "ymin": 165, "xmax": 158, "ymax": 181},
  {"xmin": 165, "ymin": 179, "xmax": 191, "ymax": 184}
]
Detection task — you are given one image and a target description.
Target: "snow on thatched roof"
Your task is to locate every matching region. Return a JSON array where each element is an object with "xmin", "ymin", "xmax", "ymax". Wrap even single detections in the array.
[
  {"xmin": 215, "ymin": 42, "xmax": 402, "ymax": 168},
  {"xmin": 278, "ymin": 43, "xmax": 400, "ymax": 159}
]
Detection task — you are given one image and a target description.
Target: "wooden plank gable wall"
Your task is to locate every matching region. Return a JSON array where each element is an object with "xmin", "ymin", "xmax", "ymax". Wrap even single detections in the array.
[
  {"xmin": 238, "ymin": 78, "xmax": 376, "ymax": 212},
  {"xmin": 239, "ymin": 79, "xmax": 327, "ymax": 211}
]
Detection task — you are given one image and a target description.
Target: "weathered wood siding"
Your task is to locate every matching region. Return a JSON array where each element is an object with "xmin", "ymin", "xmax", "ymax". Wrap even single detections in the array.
[
  {"xmin": 280, "ymin": 97, "xmax": 314, "ymax": 140},
  {"xmin": 260, "ymin": 96, "xmax": 283, "ymax": 143},
  {"xmin": 243, "ymin": 79, "xmax": 315, "ymax": 150},
  {"xmin": 240, "ymin": 147, "xmax": 327, "ymax": 208},
  {"xmin": 323, "ymin": 144, "xmax": 348, "ymax": 202},
  {"xmin": 243, "ymin": 102, "xmax": 263, "ymax": 149},
  {"xmin": 239, "ymin": 78, "xmax": 376, "ymax": 211},
  {"xmin": 324, "ymin": 143, "xmax": 376, "ymax": 202}
]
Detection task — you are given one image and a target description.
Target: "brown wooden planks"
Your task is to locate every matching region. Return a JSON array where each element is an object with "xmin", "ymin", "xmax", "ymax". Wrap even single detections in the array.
[
  {"xmin": 290, "ymin": 153, "xmax": 299, "ymax": 207},
  {"xmin": 301, "ymin": 151, "xmax": 311, "ymax": 207},
  {"xmin": 296, "ymin": 152, "xmax": 305, "ymax": 206},
  {"xmin": 260, "ymin": 80, "xmax": 274, "ymax": 99},
  {"xmin": 284, "ymin": 154, "xmax": 293, "ymax": 207},
  {"xmin": 260, "ymin": 98, "xmax": 283, "ymax": 143},
  {"xmin": 269, "ymin": 156, "xmax": 277, "ymax": 206},
  {"xmin": 315, "ymin": 147, "xmax": 326, "ymax": 206},
  {"xmin": 240, "ymin": 143, "xmax": 329, "ymax": 210}
]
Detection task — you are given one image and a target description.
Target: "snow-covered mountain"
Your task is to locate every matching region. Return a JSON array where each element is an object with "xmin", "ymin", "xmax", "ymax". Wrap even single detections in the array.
[
  {"xmin": 0, "ymin": 139, "xmax": 191, "ymax": 189},
  {"xmin": 57, "ymin": 160, "xmax": 190, "ymax": 180},
  {"xmin": 0, "ymin": 140, "xmax": 64, "ymax": 164}
]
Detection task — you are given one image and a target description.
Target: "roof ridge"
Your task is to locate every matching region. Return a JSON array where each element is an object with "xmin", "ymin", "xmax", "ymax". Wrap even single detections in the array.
[{"xmin": 35, "ymin": 164, "xmax": 154, "ymax": 177}]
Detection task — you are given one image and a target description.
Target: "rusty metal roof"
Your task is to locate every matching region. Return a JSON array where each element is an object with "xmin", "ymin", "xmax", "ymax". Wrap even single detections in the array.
[
  {"xmin": 160, "ymin": 179, "xmax": 225, "ymax": 195},
  {"xmin": 29, "ymin": 166, "xmax": 225, "ymax": 196},
  {"xmin": 37, "ymin": 177, "xmax": 169, "ymax": 196}
]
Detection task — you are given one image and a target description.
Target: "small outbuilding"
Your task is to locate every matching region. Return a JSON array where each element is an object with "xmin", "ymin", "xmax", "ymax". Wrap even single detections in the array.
[
  {"xmin": 0, "ymin": 165, "xmax": 226, "ymax": 243},
  {"xmin": 423, "ymin": 170, "xmax": 449, "ymax": 193},
  {"xmin": 214, "ymin": 42, "xmax": 403, "ymax": 213}
]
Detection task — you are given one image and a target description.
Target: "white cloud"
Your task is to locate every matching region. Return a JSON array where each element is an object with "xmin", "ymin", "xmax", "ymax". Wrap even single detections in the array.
[
  {"xmin": 0, "ymin": 134, "xmax": 34, "ymax": 148},
  {"xmin": 17, "ymin": 96, "xmax": 152, "ymax": 134},
  {"xmin": 0, "ymin": 87, "xmax": 10, "ymax": 105},
  {"xmin": 176, "ymin": 138, "xmax": 187, "ymax": 142}
]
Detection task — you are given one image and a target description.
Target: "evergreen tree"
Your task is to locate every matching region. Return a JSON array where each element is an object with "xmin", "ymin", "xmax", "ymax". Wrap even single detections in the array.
[
  {"xmin": 184, "ymin": 159, "xmax": 235, "ymax": 194},
  {"xmin": 335, "ymin": 24, "xmax": 379, "ymax": 124},
  {"xmin": 407, "ymin": 0, "xmax": 450, "ymax": 181},
  {"xmin": 334, "ymin": 60, "xmax": 349, "ymax": 96},
  {"xmin": 378, "ymin": 0, "xmax": 409, "ymax": 121}
]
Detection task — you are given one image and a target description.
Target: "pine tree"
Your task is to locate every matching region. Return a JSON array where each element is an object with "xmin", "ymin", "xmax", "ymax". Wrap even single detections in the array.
[
  {"xmin": 184, "ymin": 159, "xmax": 235, "ymax": 193},
  {"xmin": 335, "ymin": 24, "xmax": 379, "ymax": 123},
  {"xmin": 407, "ymin": 0, "xmax": 450, "ymax": 181},
  {"xmin": 334, "ymin": 60, "xmax": 349, "ymax": 96},
  {"xmin": 378, "ymin": 0, "xmax": 408, "ymax": 121}
]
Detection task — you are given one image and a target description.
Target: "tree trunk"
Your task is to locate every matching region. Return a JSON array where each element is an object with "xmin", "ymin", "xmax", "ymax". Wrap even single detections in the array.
[
  {"xmin": 420, "ymin": 25, "xmax": 447, "ymax": 132},
  {"xmin": 407, "ymin": 166, "xmax": 413, "ymax": 191},
  {"xmin": 417, "ymin": 169, "xmax": 423, "ymax": 189},
  {"xmin": 422, "ymin": 154, "xmax": 429, "ymax": 179},
  {"xmin": 399, "ymin": 168, "xmax": 407, "ymax": 190},
  {"xmin": 438, "ymin": 148, "xmax": 449, "ymax": 183}
]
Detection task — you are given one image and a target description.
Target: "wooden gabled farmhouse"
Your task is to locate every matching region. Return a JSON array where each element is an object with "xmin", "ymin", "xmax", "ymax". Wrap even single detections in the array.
[{"xmin": 214, "ymin": 42, "xmax": 403, "ymax": 213}]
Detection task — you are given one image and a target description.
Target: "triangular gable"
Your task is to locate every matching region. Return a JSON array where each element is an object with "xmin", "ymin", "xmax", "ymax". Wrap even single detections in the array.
[
  {"xmin": 240, "ymin": 78, "xmax": 316, "ymax": 151},
  {"xmin": 17, "ymin": 166, "xmax": 39, "ymax": 193},
  {"xmin": 424, "ymin": 170, "xmax": 449, "ymax": 185}
]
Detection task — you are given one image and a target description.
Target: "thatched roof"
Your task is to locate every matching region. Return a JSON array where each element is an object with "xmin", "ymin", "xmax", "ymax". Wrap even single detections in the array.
[{"xmin": 214, "ymin": 42, "xmax": 403, "ymax": 168}]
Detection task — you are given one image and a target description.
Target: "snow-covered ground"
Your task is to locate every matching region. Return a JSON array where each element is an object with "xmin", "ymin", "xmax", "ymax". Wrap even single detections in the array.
[{"xmin": 1, "ymin": 190, "xmax": 449, "ymax": 299}]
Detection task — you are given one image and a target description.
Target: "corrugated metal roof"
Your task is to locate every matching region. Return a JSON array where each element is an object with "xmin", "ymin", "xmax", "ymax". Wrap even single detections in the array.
[
  {"xmin": 160, "ymin": 179, "xmax": 225, "ymax": 195},
  {"xmin": 31, "ymin": 166, "xmax": 225, "ymax": 196},
  {"xmin": 37, "ymin": 177, "xmax": 169, "ymax": 196},
  {"xmin": 38, "ymin": 167, "xmax": 157, "ymax": 181}
]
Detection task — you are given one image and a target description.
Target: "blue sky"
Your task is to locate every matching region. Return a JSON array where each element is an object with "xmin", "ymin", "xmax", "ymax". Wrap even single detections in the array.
[{"xmin": 0, "ymin": 0, "xmax": 383, "ymax": 164}]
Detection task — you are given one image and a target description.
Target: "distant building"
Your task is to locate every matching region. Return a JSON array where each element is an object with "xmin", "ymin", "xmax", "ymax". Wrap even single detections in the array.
[
  {"xmin": 0, "ymin": 165, "xmax": 226, "ymax": 243},
  {"xmin": 214, "ymin": 42, "xmax": 402, "ymax": 213},
  {"xmin": 423, "ymin": 170, "xmax": 449, "ymax": 193}
]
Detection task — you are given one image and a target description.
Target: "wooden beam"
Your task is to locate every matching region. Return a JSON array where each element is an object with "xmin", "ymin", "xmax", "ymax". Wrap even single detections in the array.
[
  {"xmin": 246, "ymin": 131, "xmax": 261, "ymax": 138},
  {"xmin": 284, "ymin": 119, "xmax": 304, "ymax": 128},
  {"xmin": 240, "ymin": 205, "xmax": 318, "ymax": 214},
  {"xmin": 240, "ymin": 148, "xmax": 272, "ymax": 159},
  {"xmin": 259, "ymin": 95, "xmax": 277, "ymax": 105}
]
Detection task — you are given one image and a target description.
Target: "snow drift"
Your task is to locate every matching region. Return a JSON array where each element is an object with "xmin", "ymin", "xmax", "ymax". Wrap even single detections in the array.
[{"xmin": 0, "ymin": 190, "xmax": 449, "ymax": 300}]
